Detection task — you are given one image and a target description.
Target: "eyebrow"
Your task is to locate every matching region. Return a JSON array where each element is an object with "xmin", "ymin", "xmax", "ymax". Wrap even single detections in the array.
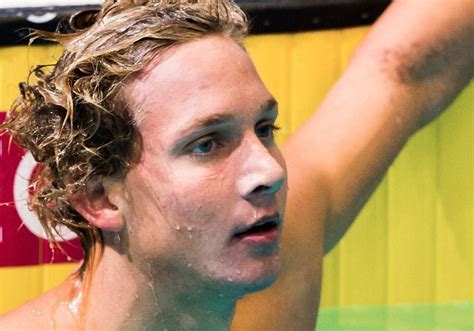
[
  {"xmin": 190, "ymin": 113, "xmax": 236, "ymax": 131},
  {"xmin": 178, "ymin": 97, "xmax": 278, "ymax": 136},
  {"xmin": 260, "ymin": 98, "xmax": 278, "ymax": 115},
  {"xmin": 171, "ymin": 97, "xmax": 278, "ymax": 152}
]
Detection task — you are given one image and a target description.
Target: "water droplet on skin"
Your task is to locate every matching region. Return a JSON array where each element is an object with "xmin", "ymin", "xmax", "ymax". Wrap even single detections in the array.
[
  {"xmin": 227, "ymin": 277, "xmax": 233, "ymax": 282},
  {"xmin": 175, "ymin": 224, "xmax": 181, "ymax": 231},
  {"xmin": 135, "ymin": 294, "xmax": 140, "ymax": 300},
  {"xmin": 236, "ymin": 270, "xmax": 241, "ymax": 275},
  {"xmin": 186, "ymin": 226, "xmax": 194, "ymax": 232},
  {"xmin": 68, "ymin": 288, "xmax": 83, "ymax": 315},
  {"xmin": 126, "ymin": 313, "xmax": 131, "ymax": 318},
  {"xmin": 114, "ymin": 232, "xmax": 121, "ymax": 244},
  {"xmin": 187, "ymin": 263, "xmax": 193, "ymax": 268},
  {"xmin": 187, "ymin": 233, "xmax": 192, "ymax": 239}
]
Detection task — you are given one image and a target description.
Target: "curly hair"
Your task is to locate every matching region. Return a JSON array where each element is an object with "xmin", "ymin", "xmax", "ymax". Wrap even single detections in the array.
[{"xmin": 1, "ymin": 0, "xmax": 248, "ymax": 276}]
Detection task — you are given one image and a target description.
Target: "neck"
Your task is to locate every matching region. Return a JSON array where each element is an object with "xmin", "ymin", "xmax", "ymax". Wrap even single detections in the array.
[{"xmin": 69, "ymin": 245, "xmax": 237, "ymax": 330}]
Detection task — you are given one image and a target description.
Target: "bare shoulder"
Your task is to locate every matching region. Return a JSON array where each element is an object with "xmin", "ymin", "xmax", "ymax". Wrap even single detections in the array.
[
  {"xmin": 0, "ymin": 298, "xmax": 53, "ymax": 330},
  {"xmin": 0, "ymin": 283, "xmax": 74, "ymax": 330}
]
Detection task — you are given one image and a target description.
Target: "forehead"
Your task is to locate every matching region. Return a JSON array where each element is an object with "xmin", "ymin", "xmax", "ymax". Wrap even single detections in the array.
[{"xmin": 122, "ymin": 35, "xmax": 271, "ymax": 135}]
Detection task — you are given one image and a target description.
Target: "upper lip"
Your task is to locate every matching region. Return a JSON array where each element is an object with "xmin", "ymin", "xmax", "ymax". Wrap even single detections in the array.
[{"xmin": 232, "ymin": 212, "xmax": 282, "ymax": 237}]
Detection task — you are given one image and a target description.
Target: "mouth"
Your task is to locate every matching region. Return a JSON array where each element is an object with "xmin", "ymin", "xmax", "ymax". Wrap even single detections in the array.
[{"xmin": 232, "ymin": 213, "xmax": 281, "ymax": 245}]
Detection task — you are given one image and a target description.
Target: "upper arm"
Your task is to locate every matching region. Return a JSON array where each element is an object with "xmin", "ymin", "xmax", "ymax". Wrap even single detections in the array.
[
  {"xmin": 232, "ymin": 1, "xmax": 473, "ymax": 329},
  {"xmin": 284, "ymin": 0, "xmax": 474, "ymax": 254}
]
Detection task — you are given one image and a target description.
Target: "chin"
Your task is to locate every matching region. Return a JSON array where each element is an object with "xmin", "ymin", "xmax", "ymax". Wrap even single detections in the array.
[
  {"xmin": 241, "ymin": 269, "xmax": 279, "ymax": 293},
  {"xmin": 216, "ymin": 256, "xmax": 281, "ymax": 296}
]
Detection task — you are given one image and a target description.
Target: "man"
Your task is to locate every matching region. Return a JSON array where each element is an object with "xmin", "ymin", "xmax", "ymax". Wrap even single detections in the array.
[{"xmin": 0, "ymin": 0, "xmax": 472, "ymax": 330}]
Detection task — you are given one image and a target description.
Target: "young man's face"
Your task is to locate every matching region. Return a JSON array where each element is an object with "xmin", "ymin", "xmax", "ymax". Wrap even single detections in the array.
[{"xmin": 119, "ymin": 35, "xmax": 287, "ymax": 295}]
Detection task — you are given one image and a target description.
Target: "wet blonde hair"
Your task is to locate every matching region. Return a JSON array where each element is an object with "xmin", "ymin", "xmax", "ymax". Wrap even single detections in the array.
[{"xmin": 1, "ymin": 0, "xmax": 247, "ymax": 276}]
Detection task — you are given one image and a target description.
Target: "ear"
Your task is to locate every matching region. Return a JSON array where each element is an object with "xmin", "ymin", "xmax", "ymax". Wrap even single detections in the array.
[{"xmin": 69, "ymin": 179, "xmax": 125, "ymax": 231}]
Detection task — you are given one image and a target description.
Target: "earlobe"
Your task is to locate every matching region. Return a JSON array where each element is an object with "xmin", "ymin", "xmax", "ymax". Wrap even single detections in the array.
[{"xmin": 69, "ymin": 180, "xmax": 125, "ymax": 231}]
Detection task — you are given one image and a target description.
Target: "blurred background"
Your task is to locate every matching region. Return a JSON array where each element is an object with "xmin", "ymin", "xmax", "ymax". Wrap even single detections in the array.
[{"xmin": 0, "ymin": 1, "xmax": 472, "ymax": 329}]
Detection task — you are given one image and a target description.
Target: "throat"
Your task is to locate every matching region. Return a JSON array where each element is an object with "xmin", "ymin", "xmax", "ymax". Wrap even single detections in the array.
[{"xmin": 83, "ymin": 253, "xmax": 238, "ymax": 331}]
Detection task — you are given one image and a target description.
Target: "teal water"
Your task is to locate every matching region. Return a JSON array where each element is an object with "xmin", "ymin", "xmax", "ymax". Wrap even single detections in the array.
[{"xmin": 317, "ymin": 302, "xmax": 473, "ymax": 330}]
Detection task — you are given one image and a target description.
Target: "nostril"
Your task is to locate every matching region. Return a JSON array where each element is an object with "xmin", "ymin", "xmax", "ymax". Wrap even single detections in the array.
[
  {"xmin": 252, "ymin": 185, "xmax": 270, "ymax": 195},
  {"xmin": 250, "ymin": 178, "xmax": 285, "ymax": 196}
]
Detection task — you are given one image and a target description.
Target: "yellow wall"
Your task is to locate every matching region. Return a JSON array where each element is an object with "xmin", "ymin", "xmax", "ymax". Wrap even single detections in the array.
[
  {"xmin": 0, "ymin": 26, "xmax": 472, "ymax": 314},
  {"xmin": 245, "ymin": 27, "xmax": 473, "ymax": 307}
]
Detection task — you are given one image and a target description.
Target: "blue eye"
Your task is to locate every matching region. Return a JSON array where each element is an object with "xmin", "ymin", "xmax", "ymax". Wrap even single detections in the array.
[{"xmin": 192, "ymin": 139, "xmax": 215, "ymax": 155}]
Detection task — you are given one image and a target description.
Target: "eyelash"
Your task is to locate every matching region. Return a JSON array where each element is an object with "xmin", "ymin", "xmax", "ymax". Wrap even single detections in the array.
[
  {"xmin": 187, "ymin": 123, "xmax": 280, "ymax": 159},
  {"xmin": 256, "ymin": 123, "xmax": 280, "ymax": 139},
  {"xmin": 189, "ymin": 134, "xmax": 224, "ymax": 158}
]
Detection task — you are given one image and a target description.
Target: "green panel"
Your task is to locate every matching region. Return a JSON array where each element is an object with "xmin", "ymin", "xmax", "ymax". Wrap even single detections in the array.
[
  {"xmin": 317, "ymin": 302, "xmax": 474, "ymax": 330},
  {"xmin": 338, "ymin": 179, "xmax": 389, "ymax": 306},
  {"xmin": 435, "ymin": 83, "xmax": 474, "ymax": 303},
  {"xmin": 387, "ymin": 123, "xmax": 438, "ymax": 305},
  {"xmin": 321, "ymin": 246, "xmax": 342, "ymax": 307}
]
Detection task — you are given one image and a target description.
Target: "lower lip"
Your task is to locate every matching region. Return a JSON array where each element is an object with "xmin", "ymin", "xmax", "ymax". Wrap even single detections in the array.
[{"xmin": 236, "ymin": 227, "xmax": 279, "ymax": 246}]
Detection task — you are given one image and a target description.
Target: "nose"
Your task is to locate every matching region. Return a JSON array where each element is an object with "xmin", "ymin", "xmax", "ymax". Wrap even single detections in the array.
[{"xmin": 238, "ymin": 136, "xmax": 286, "ymax": 201}]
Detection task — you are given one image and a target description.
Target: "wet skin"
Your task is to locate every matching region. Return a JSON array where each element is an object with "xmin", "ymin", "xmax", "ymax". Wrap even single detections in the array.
[
  {"xmin": 3, "ymin": 1, "xmax": 472, "ymax": 328},
  {"xmin": 0, "ymin": 34, "xmax": 292, "ymax": 331},
  {"xmin": 116, "ymin": 35, "xmax": 288, "ymax": 297}
]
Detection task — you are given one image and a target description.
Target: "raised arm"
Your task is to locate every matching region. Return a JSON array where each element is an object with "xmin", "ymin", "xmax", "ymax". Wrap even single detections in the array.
[
  {"xmin": 283, "ymin": 0, "xmax": 474, "ymax": 254},
  {"xmin": 232, "ymin": 1, "xmax": 473, "ymax": 330}
]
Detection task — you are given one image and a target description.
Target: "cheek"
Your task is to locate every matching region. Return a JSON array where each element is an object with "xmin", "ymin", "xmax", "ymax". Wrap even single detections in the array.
[
  {"xmin": 124, "ymin": 162, "xmax": 236, "ymax": 249},
  {"xmin": 157, "ymin": 157, "xmax": 241, "ymax": 227},
  {"xmin": 162, "ymin": 175, "xmax": 233, "ymax": 232}
]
